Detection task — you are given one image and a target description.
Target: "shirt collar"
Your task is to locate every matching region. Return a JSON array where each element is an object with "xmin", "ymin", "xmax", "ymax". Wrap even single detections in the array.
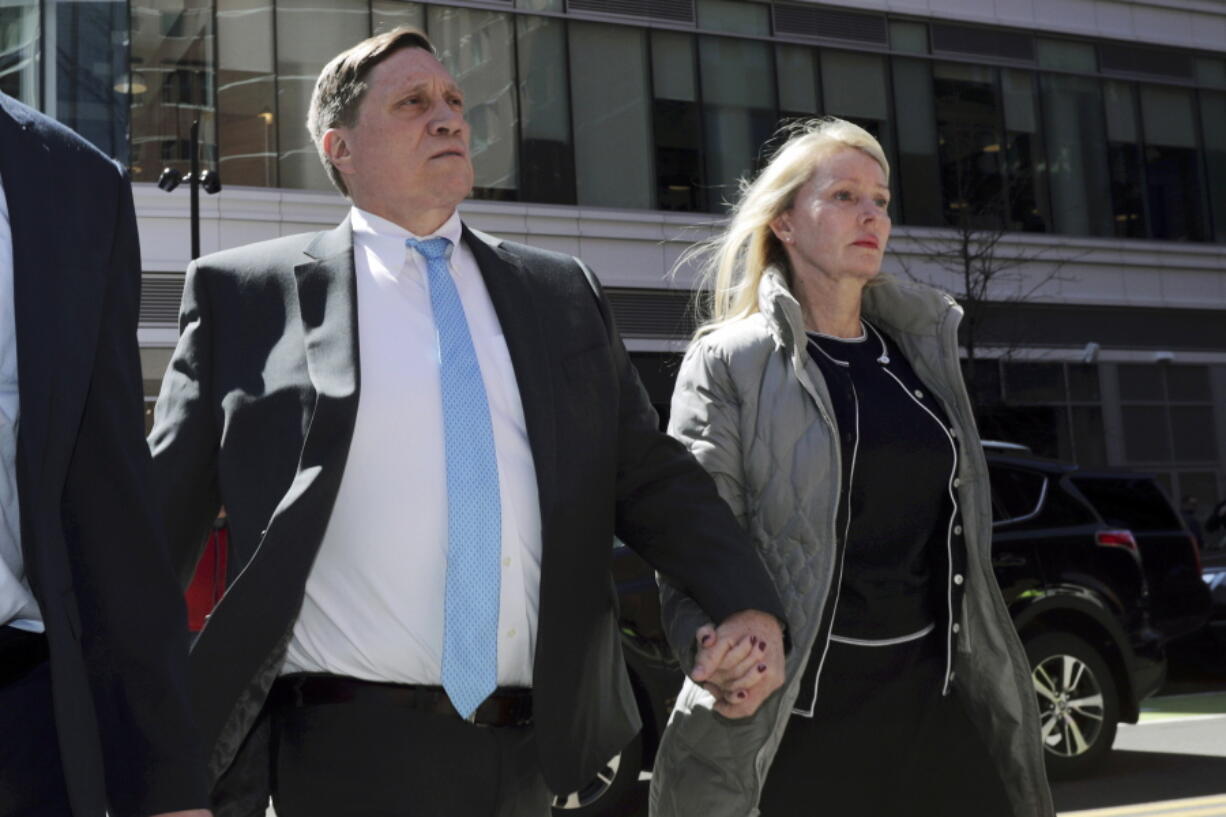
[{"xmin": 349, "ymin": 206, "xmax": 464, "ymax": 254}]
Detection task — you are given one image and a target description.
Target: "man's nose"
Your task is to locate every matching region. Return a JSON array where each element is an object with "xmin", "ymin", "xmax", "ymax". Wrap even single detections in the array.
[{"xmin": 429, "ymin": 101, "xmax": 465, "ymax": 135}]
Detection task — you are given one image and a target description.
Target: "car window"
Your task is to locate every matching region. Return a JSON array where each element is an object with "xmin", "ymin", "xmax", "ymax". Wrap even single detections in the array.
[
  {"xmin": 989, "ymin": 466, "xmax": 1047, "ymax": 524},
  {"xmin": 1071, "ymin": 477, "xmax": 1181, "ymax": 531}
]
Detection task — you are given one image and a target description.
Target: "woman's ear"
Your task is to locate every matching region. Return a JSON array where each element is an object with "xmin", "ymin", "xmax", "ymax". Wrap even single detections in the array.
[{"xmin": 770, "ymin": 211, "xmax": 793, "ymax": 245}]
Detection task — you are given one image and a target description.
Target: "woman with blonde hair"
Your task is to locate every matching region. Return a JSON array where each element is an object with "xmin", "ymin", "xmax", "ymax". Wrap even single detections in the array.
[{"xmin": 648, "ymin": 118, "xmax": 1053, "ymax": 817}]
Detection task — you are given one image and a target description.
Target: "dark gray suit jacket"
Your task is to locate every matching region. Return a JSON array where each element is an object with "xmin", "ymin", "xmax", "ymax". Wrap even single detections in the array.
[
  {"xmin": 0, "ymin": 93, "xmax": 206, "ymax": 816},
  {"xmin": 149, "ymin": 217, "xmax": 783, "ymax": 813}
]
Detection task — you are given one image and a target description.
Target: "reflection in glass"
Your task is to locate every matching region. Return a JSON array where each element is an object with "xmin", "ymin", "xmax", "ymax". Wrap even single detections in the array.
[
  {"xmin": 1140, "ymin": 85, "xmax": 1207, "ymax": 241},
  {"xmin": 652, "ymin": 31, "xmax": 702, "ymax": 212},
  {"xmin": 1001, "ymin": 69, "xmax": 1048, "ymax": 232},
  {"xmin": 517, "ymin": 14, "xmax": 573, "ymax": 204},
  {"xmin": 1170, "ymin": 406, "xmax": 1216, "ymax": 461},
  {"xmin": 1040, "ymin": 74, "xmax": 1112, "ymax": 236},
  {"xmin": 431, "ymin": 6, "xmax": 518, "ymax": 200},
  {"xmin": 1103, "ymin": 81, "xmax": 1145, "ymax": 238},
  {"xmin": 700, "ymin": 36, "xmax": 774, "ymax": 212},
  {"xmin": 372, "ymin": 0, "xmax": 423, "ymax": 34},
  {"xmin": 0, "ymin": 0, "xmax": 38, "ymax": 105},
  {"xmin": 1201, "ymin": 90, "xmax": 1226, "ymax": 242},
  {"xmin": 56, "ymin": 1, "xmax": 128, "ymax": 162},
  {"xmin": 217, "ymin": 0, "xmax": 277, "ymax": 187},
  {"xmin": 892, "ymin": 58, "xmax": 941, "ymax": 226},
  {"xmin": 1122, "ymin": 405, "xmax": 1170, "ymax": 462},
  {"xmin": 275, "ymin": 0, "xmax": 367, "ymax": 191},
  {"xmin": 569, "ymin": 22, "xmax": 652, "ymax": 209},
  {"xmin": 933, "ymin": 63, "xmax": 1004, "ymax": 228},
  {"xmin": 130, "ymin": 0, "xmax": 216, "ymax": 183},
  {"xmin": 1118, "ymin": 364, "xmax": 1163, "ymax": 402}
]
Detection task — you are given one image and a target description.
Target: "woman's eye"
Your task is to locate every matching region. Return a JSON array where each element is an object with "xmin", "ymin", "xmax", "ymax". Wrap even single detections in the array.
[{"xmin": 834, "ymin": 190, "xmax": 852, "ymax": 201}]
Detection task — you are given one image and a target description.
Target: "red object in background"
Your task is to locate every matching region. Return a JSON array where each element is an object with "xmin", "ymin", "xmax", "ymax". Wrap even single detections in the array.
[{"xmin": 185, "ymin": 527, "xmax": 228, "ymax": 631}]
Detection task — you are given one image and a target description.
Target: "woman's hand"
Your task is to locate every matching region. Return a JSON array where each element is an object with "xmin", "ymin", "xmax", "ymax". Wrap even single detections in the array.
[{"xmin": 691, "ymin": 609, "xmax": 785, "ymax": 718}]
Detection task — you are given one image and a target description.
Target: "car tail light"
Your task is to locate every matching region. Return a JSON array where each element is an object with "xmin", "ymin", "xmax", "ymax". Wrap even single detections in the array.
[{"xmin": 1095, "ymin": 530, "xmax": 1138, "ymax": 552}]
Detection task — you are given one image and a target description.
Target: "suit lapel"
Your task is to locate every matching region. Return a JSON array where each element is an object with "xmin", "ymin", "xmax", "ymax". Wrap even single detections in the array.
[
  {"xmin": 463, "ymin": 225, "xmax": 558, "ymax": 525},
  {"xmin": 0, "ymin": 98, "xmax": 64, "ymax": 512}
]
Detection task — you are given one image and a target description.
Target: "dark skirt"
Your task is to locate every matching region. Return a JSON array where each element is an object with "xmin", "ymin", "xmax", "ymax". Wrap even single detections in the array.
[{"xmin": 758, "ymin": 633, "xmax": 1013, "ymax": 817}]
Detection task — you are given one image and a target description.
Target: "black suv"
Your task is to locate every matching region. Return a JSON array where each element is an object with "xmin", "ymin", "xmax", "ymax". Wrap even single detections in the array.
[{"xmin": 552, "ymin": 447, "xmax": 1211, "ymax": 815}]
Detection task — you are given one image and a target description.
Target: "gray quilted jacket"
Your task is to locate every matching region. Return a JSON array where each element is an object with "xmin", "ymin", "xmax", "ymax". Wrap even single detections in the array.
[{"xmin": 648, "ymin": 268, "xmax": 1054, "ymax": 817}]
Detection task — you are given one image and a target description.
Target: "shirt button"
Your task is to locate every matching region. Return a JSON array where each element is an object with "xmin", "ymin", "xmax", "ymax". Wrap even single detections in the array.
[
  {"xmin": 952, "ymin": 623, "xmax": 961, "ymax": 634},
  {"xmin": 953, "ymin": 573, "xmax": 964, "ymax": 585},
  {"xmin": 952, "ymin": 477, "xmax": 961, "ymax": 488},
  {"xmin": 948, "ymin": 671, "xmax": 956, "ymax": 683},
  {"xmin": 953, "ymin": 525, "xmax": 963, "ymax": 536},
  {"xmin": 502, "ymin": 556, "xmax": 512, "ymax": 567},
  {"xmin": 506, "ymin": 628, "xmax": 517, "ymax": 639},
  {"xmin": 949, "ymin": 427, "xmax": 958, "ymax": 437},
  {"xmin": 914, "ymin": 389, "xmax": 924, "ymax": 399}
]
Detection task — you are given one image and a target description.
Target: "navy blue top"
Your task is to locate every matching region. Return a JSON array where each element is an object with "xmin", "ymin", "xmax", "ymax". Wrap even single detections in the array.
[{"xmin": 806, "ymin": 321, "xmax": 956, "ymax": 641}]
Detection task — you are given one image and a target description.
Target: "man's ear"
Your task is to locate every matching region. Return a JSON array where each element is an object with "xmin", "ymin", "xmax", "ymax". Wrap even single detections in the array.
[{"xmin": 322, "ymin": 128, "xmax": 353, "ymax": 177}]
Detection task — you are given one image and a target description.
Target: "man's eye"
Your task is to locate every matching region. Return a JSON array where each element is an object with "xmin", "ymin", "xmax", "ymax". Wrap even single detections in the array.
[
  {"xmin": 834, "ymin": 190, "xmax": 852, "ymax": 201},
  {"xmin": 876, "ymin": 198, "xmax": 889, "ymax": 208}
]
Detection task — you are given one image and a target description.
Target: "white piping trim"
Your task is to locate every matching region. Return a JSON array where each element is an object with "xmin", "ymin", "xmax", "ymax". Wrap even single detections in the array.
[
  {"xmin": 792, "ymin": 378, "xmax": 860, "ymax": 719},
  {"xmin": 865, "ymin": 321, "xmax": 962, "ymax": 697},
  {"xmin": 829, "ymin": 622, "xmax": 936, "ymax": 647}
]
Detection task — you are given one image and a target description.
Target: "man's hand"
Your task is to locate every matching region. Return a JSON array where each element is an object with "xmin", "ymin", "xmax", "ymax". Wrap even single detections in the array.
[
  {"xmin": 690, "ymin": 609, "xmax": 785, "ymax": 719},
  {"xmin": 149, "ymin": 811, "xmax": 212, "ymax": 817}
]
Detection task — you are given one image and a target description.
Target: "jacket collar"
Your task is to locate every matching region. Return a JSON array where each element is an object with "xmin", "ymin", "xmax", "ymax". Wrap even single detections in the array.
[{"xmin": 756, "ymin": 265, "xmax": 960, "ymax": 357}]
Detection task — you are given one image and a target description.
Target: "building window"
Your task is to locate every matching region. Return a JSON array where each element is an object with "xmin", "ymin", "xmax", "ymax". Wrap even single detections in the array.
[
  {"xmin": 891, "ymin": 57, "xmax": 941, "ymax": 226},
  {"xmin": 1103, "ymin": 80, "xmax": 1146, "ymax": 238},
  {"xmin": 569, "ymin": 21, "xmax": 653, "ymax": 209},
  {"xmin": 1119, "ymin": 364, "xmax": 1219, "ymax": 504},
  {"xmin": 933, "ymin": 62, "xmax": 1006, "ymax": 228},
  {"xmin": 130, "ymin": 0, "xmax": 216, "ymax": 184},
  {"xmin": 1140, "ymin": 85, "xmax": 1208, "ymax": 241},
  {"xmin": 699, "ymin": 35, "xmax": 775, "ymax": 213},
  {"xmin": 216, "ymin": 0, "xmax": 280, "ymax": 188},
  {"xmin": 517, "ymin": 14, "xmax": 574, "ymax": 204},
  {"xmin": 975, "ymin": 361, "xmax": 1107, "ymax": 466},
  {"xmin": 373, "ymin": 0, "xmax": 424, "ymax": 34},
  {"xmin": 1202, "ymin": 90, "xmax": 1226, "ymax": 243},
  {"xmin": 54, "ymin": 1, "xmax": 129, "ymax": 163},
  {"xmin": 652, "ymin": 30, "xmax": 703, "ymax": 212},
  {"xmin": 1039, "ymin": 73, "xmax": 1113, "ymax": 237},
  {"xmin": 1000, "ymin": 69, "xmax": 1049, "ymax": 233},
  {"xmin": 821, "ymin": 50, "xmax": 893, "ymax": 199},
  {"xmin": 431, "ymin": 6, "xmax": 519, "ymax": 201},
  {"xmin": 274, "ymin": 0, "xmax": 368, "ymax": 192}
]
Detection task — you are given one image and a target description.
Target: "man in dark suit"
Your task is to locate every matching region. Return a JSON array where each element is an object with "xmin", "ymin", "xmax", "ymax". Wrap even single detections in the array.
[
  {"xmin": 149, "ymin": 28, "xmax": 785, "ymax": 817},
  {"xmin": 0, "ymin": 93, "xmax": 210, "ymax": 817}
]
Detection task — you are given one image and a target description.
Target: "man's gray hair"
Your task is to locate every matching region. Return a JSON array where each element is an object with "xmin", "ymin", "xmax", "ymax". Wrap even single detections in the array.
[{"xmin": 306, "ymin": 26, "xmax": 436, "ymax": 196}]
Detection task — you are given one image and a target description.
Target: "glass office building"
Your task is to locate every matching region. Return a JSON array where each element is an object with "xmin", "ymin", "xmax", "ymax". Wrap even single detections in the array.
[{"xmin": 3, "ymin": 0, "xmax": 1225, "ymax": 514}]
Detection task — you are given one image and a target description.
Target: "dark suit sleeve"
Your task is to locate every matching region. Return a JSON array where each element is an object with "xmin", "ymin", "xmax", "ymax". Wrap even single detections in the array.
[
  {"xmin": 60, "ymin": 167, "xmax": 209, "ymax": 815},
  {"xmin": 576, "ymin": 262, "xmax": 785, "ymax": 639},
  {"xmin": 148, "ymin": 253, "xmax": 222, "ymax": 587}
]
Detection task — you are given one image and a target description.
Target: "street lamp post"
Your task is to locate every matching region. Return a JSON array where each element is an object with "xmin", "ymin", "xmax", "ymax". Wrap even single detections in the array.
[{"xmin": 157, "ymin": 119, "xmax": 221, "ymax": 261}]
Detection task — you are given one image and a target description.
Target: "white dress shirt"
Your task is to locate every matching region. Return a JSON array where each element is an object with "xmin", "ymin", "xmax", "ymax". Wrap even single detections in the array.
[
  {"xmin": 282, "ymin": 207, "xmax": 543, "ymax": 686},
  {"xmin": 0, "ymin": 168, "xmax": 39, "ymax": 633}
]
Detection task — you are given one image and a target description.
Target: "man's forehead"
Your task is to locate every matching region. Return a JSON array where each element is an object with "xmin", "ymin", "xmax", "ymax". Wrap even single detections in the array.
[{"xmin": 370, "ymin": 48, "xmax": 461, "ymax": 91}]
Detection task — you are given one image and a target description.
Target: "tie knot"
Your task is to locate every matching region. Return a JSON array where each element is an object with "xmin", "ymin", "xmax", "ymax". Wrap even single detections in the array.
[{"xmin": 406, "ymin": 236, "xmax": 453, "ymax": 262}]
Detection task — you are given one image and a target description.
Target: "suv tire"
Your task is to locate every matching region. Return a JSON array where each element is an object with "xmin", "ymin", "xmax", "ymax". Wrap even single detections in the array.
[
  {"xmin": 551, "ymin": 732, "xmax": 643, "ymax": 817},
  {"xmin": 1024, "ymin": 632, "xmax": 1120, "ymax": 780}
]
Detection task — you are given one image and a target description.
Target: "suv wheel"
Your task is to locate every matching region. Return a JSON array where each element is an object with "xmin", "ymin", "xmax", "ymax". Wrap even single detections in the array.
[
  {"xmin": 551, "ymin": 732, "xmax": 643, "ymax": 817},
  {"xmin": 1024, "ymin": 632, "xmax": 1120, "ymax": 779}
]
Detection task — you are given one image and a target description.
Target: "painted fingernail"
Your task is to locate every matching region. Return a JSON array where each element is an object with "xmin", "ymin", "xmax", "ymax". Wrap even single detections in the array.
[{"xmin": 757, "ymin": 663, "xmax": 767, "ymax": 673}]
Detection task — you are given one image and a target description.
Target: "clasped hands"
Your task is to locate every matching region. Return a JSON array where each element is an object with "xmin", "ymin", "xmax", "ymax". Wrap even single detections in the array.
[{"xmin": 689, "ymin": 609, "xmax": 785, "ymax": 719}]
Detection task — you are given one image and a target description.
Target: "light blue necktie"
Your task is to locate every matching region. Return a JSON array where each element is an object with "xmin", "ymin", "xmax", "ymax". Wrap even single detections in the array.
[{"xmin": 406, "ymin": 236, "xmax": 501, "ymax": 719}]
